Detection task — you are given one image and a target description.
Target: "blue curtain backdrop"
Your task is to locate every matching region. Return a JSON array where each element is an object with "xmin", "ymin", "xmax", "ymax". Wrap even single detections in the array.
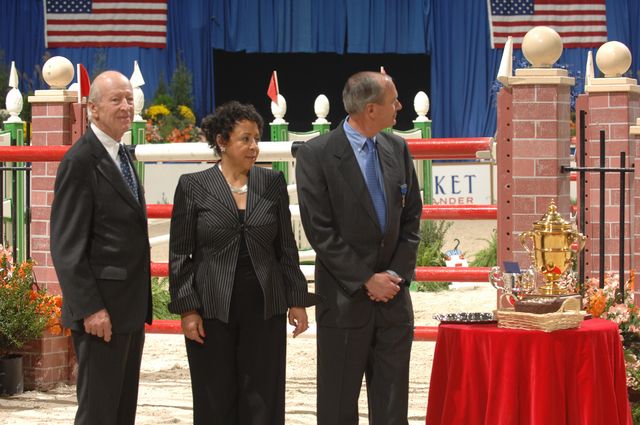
[
  {"xmin": 0, "ymin": 0, "xmax": 215, "ymax": 122},
  {"xmin": 0, "ymin": 0, "xmax": 638, "ymax": 136}
]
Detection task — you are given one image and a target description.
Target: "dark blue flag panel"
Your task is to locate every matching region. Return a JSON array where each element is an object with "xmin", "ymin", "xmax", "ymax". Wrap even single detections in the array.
[{"xmin": 0, "ymin": 0, "xmax": 639, "ymax": 137}]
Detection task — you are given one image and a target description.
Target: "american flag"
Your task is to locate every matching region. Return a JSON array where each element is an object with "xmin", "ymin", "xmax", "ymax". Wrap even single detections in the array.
[
  {"xmin": 44, "ymin": 0, "xmax": 167, "ymax": 48},
  {"xmin": 488, "ymin": 0, "xmax": 607, "ymax": 49}
]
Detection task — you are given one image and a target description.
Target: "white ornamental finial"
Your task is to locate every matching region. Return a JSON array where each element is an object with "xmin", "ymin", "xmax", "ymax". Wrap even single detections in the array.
[
  {"xmin": 130, "ymin": 60, "xmax": 145, "ymax": 87},
  {"xmin": 9, "ymin": 61, "xmax": 18, "ymax": 88},
  {"xmin": 313, "ymin": 94, "xmax": 330, "ymax": 125},
  {"xmin": 130, "ymin": 61, "xmax": 146, "ymax": 122},
  {"xmin": 5, "ymin": 61, "xmax": 23, "ymax": 123},
  {"xmin": 497, "ymin": 36, "xmax": 513, "ymax": 86},
  {"xmin": 413, "ymin": 91, "xmax": 430, "ymax": 122},
  {"xmin": 270, "ymin": 94, "xmax": 287, "ymax": 124},
  {"xmin": 585, "ymin": 50, "xmax": 595, "ymax": 86}
]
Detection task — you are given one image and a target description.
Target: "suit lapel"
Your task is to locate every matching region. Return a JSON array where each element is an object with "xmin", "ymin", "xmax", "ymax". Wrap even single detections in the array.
[
  {"xmin": 203, "ymin": 165, "xmax": 240, "ymax": 221},
  {"xmin": 245, "ymin": 167, "xmax": 263, "ymax": 220},
  {"xmin": 87, "ymin": 130, "xmax": 144, "ymax": 215},
  {"xmin": 376, "ymin": 133, "xmax": 395, "ymax": 210},
  {"xmin": 245, "ymin": 167, "xmax": 281, "ymax": 226},
  {"xmin": 330, "ymin": 127, "xmax": 380, "ymax": 231}
]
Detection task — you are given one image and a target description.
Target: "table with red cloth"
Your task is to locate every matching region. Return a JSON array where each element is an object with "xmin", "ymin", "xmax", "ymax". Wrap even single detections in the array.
[{"xmin": 425, "ymin": 318, "xmax": 631, "ymax": 425}]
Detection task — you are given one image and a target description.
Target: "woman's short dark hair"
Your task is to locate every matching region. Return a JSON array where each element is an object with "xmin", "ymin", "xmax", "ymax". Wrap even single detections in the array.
[{"xmin": 200, "ymin": 101, "xmax": 264, "ymax": 154}]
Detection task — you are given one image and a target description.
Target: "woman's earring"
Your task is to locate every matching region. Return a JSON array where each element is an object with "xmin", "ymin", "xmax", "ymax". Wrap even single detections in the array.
[{"xmin": 220, "ymin": 146, "xmax": 226, "ymax": 153}]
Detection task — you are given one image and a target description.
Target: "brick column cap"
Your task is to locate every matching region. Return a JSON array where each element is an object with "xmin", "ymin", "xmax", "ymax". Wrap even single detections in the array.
[
  {"xmin": 28, "ymin": 90, "xmax": 77, "ymax": 103},
  {"xmin": 586, "ymin": 77, "xmax": 639, "ymax": 94},
  {"xmin": 509, "ymin": 68, "xmax": 574, "ymax": 86}
]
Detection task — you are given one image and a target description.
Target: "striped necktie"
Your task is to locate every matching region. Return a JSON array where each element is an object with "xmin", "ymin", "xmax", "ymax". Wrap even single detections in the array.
[{"xmin": 364, "ymin": 138, "xmax": 386, "ymax": 231}]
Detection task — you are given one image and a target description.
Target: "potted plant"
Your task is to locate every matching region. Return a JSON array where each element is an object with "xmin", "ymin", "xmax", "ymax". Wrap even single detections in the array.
[{"xmin": 0, "ymin": 247, "xmax": 63, "ymax": 395}]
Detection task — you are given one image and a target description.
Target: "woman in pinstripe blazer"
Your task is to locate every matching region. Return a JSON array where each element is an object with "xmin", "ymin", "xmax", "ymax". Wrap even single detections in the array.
[{"xmin": 168, "ymin": 101, "xmax": 316, "ymax": 425}]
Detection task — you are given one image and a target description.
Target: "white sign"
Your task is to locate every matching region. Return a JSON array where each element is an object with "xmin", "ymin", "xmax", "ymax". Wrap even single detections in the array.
[{"xmin": 431, "ymin": 162, "xmax": 493, "ymax": 205}]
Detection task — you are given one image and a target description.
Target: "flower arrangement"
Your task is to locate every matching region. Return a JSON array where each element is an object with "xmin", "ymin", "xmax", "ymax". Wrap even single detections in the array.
[
  {"xmin": 143, "ymin": 103, "xmax": 200, "ymax": 144},
  {"xmin": 142, "ymin": 60, "xmax": 202, "ymax": 144},
  {"xmin": 583, "ymin": 272, "xmax": 640, "ymax": 392},
  {"xmin": 0, "ymin": 247, "xmax": 65, "ymax": 356}
]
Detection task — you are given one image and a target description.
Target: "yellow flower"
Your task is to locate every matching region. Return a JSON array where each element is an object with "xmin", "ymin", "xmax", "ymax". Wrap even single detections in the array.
[
  {"xmin": 178, "ymin": 105, "xmax": 196, "ymax": 124},
  {"xmin": 146, "ymin": 104, "xmax": 171, "ymax": 120}
]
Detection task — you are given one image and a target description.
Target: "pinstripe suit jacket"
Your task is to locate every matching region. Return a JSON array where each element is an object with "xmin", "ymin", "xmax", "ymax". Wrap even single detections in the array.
[{"xmin": 168, "ymin": 164, "xmax": 314, "ymax": 322}]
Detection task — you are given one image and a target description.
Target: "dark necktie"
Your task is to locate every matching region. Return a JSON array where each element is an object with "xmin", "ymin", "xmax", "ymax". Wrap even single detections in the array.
[
  {"xmin": 118, "ymin": 144, "xmax": 138, "ymax": 200},
  {"xmin": 364, "ymin": 138, "xmax": 386, "ymax": 231}
]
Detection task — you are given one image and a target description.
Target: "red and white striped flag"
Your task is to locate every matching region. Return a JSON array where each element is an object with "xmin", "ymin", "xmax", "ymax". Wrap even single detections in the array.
[
  {"xmin": 44, "ymin": 0, "xmax": 167, "ymax": 48},
  {"xmin": 488, "ymin": 0, "xmax": 607, "ymax": 49}
]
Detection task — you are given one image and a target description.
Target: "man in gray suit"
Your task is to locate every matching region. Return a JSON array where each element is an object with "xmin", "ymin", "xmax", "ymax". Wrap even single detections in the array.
[
  {"xmin": 295, "ymin": 71, "xmax": 422, "ymax": 425},
  {"xmin": 51, "ymin": 71, "xmax": 152, "ymax": 425}
]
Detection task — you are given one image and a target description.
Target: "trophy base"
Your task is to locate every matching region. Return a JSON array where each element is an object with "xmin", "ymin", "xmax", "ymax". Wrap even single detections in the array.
[{"xmin": 536, "ymin": 282, "xmax": 571, "ymax": 296}]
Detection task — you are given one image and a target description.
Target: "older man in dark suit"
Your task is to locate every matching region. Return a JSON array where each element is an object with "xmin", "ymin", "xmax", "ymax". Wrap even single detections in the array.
[
  {"xmin": 50, "ymin": 70, "xmax": 152, "ymax": 425},
  {"xmin": 295, "ymin": 71, "xmax": 422, "ymax": 425}
]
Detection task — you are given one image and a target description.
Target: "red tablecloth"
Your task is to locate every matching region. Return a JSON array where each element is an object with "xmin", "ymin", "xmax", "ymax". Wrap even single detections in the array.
[{"xmin": 425, "ymin": 318, "xmax": 631, "ymax": 425}]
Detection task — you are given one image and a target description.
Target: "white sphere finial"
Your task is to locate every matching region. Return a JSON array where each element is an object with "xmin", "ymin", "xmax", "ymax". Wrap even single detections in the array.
[
  {"xmin": 42, "ymin": 56, "xmax": 75, "ymax": 89},
  {"xmin": 313, "ymin": 94, "xmax": 330, "ymax": 124},
  {"xmin": 596, "ymin": 41, "xmax": 632, "ymax": 78},
  {"xmin": 413, "ymin": 91, "xmax": 430, "ymax": 122},
  {"xmin": 271, "ymin": 94, "xmax": 287, "ymax": 124},
  {"xmin": 521, "ymin": 26, "xmax": 563, "ymax": 68},
  {"xmin": 5, "ymin": 61, "xmax": 23, "ymax": 123}
]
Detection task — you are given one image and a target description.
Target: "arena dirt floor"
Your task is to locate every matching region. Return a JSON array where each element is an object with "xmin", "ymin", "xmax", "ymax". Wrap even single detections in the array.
[{"xmin": 0, "ymin": 220, "xmax": 497, "ymax": 424}]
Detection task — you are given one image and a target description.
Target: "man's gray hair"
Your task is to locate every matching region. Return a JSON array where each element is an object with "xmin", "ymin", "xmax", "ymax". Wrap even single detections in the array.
[
  {"xmin": 86, "ymin": 79, "xmax": 102, "ymax": 122},
  {"xmin": 342, "ymin": 72, "xmax": 387, "ymax": 115}
]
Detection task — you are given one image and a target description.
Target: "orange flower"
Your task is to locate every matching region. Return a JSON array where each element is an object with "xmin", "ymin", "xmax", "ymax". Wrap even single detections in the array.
[{"xmin": 588, "ymin": 292, "xmax": 607, "ymax": 318}]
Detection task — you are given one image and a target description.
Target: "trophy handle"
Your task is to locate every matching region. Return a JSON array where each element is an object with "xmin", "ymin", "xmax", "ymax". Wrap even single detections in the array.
[
  {"xmin": 500, "ymin": 292, "xmax": 517, "ymax": 306},
  {"xmin": 570, "ymin": 233, "xmax": 587, "ymax": 251},
  {"xmin": 489, "ymin": 266, "xmax": 503, "ymax": 290},
  {"xmin": 519, "ymin": 231, "xmax": 535, "ymax": 255}
]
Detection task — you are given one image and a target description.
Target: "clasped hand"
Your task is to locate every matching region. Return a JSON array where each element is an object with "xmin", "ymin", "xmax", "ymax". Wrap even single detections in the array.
[{"xmin": 365, "ymin": 272, "xmax": 402, "ymax": 302}]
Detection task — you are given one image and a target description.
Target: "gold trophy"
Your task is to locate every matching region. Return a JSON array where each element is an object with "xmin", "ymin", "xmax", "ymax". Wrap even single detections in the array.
[{"xmin": 519, "ymin": 201, "xmax": 586, "ymax": 295}]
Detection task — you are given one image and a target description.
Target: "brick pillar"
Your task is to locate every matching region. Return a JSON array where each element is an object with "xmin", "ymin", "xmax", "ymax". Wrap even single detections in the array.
[
  {"xmin": 581, "ymin": 79, "xmax": 640, "ymax": 283},
  {"xmin": 28, "ymin": 92, "xmax": 76, "ymax": 293},
  {"xmin": 25, "ymin": 89, "xmax": 78, "ymax": 389},
  {"xmin": 497, "ymin": 68, "xmax": 575, "ymax": 275}
]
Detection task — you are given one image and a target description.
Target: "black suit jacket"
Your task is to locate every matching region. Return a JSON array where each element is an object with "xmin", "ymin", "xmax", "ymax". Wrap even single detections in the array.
[
  {"xmin": 168, "ymin": 164, "xmax": 314, "ymax": 322},
  {"xmin": 50, "ymin": 127, "xmax": 152, "ymax": 332},
  {"xmin": 295, "ymin": 125, "xmax": 422, "ymax": 328}
]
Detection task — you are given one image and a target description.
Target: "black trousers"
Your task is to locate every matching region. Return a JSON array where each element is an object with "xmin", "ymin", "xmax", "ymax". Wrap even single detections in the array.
[
  {"xmin": 317, "ymin": 307, "xmax": 413, "ymax": 425},
  {"xmin": 71, "ymin": 328, "xmax": 145, "ymax": 425},
  {"xmin": 186, "ymin": 263, "xmax": 287, "ymax": 425}
]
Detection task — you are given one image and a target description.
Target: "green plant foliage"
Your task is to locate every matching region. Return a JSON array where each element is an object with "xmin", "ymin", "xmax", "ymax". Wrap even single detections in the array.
[
  {"xmin": 144, "ymin": 62, "xmax": 199, "ymax": 143},
  {"xmin": 151, "ymin": 277, "xmax": 179, "ymax": 320},
  {"xmin": 152, "ymin": 73, "xmax": 174, "ymax": 109},
  {"xmin": 632, "ymin": 402, "xmax": 640, "ymax": 425},
  {"xmin": 413, "ymin": 220, "xmax": 452, "ymax": 292},
  {"xmin": 169, "ymin": 57, "xmax": 194, "ymax": 109},
  {"xmin": 470, "ymin": 230, "xmax": 497, "ymax": 267},
  {"xmin": 411, "ymin": 281, "xmax": 450, "ymax": 292}
]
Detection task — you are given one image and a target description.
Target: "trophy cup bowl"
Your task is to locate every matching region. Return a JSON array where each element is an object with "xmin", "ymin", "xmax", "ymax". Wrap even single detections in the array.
[{"xmin": 519, "ymin": 201, "xmax": 586, "ymax": 295}]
